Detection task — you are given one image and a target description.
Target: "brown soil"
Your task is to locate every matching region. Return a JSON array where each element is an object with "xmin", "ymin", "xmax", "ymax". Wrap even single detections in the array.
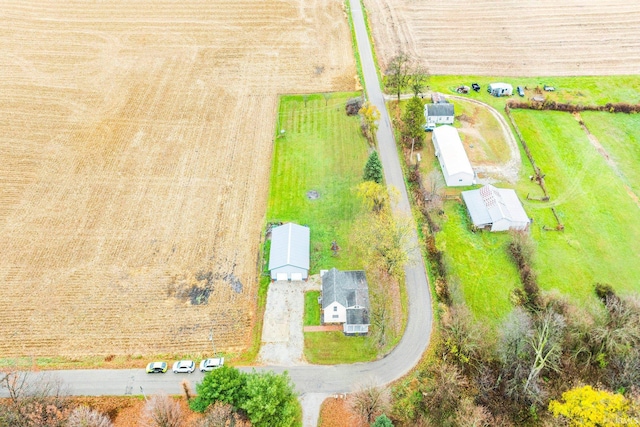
[
  {"xmin": 0, "ymin": 0, "xmax": 355, "ymax": 359},
  {"xmin": 363, "ymin": 0, "xmax": 640, "ymax": 76}
]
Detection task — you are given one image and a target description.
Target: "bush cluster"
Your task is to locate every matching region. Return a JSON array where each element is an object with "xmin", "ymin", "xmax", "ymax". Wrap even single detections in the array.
[{"xmin": 508, "ymin": 100, "xmax": 640, "ymax": 114}]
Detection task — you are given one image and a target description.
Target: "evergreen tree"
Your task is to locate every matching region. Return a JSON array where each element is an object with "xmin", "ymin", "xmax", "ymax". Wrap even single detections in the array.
[
  {"xmin": 401, "ymin": 96, "xmax": 425, "ymax": 149},
  {"xmin": 364, "ymin": 151, "xmax": 384, "ymax": 184}
]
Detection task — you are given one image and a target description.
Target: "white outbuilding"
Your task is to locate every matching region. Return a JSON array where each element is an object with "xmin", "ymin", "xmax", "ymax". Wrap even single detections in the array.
[
  {"xmin": 461, "ymin": 185, "xmax": 530, "ymax": 232},
  {"xmin": 487, "ymin": 83, "xmax": 513, "ymax": 97},
  {"xmin": 431, "ymin": 125, "xmax": 475, "ymax": 187},
  {"xmin": 268, "ymin": 223, "xmax": 310, "ymax": 281}
]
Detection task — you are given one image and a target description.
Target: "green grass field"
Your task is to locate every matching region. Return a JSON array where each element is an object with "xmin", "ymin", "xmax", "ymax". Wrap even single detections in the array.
[
  {"xmin": 268, "ymin": 93, "xmax": 382, "ymax": 363},
  {"xmin": 304, "ymin": 331, "xmax": 377, "ymax": 364},
  {"xmin": 512, "ymin": 110, "xmax": 640, "ymax": 302},
  {"xmin": 428, "ymin": 75, "xmax": 640, "ymax": 110},
  {"xmin": 411, "ymin": 77, "xmax": 640, "ymax": 325},
  {"xmin": 304, "ymin": 291, "xmax": 321, "ymax": 327},
  {"xmin": 268, "ymin": 93, "xmax": 370, "ymax": 273},
  {"xmin": 580, "ymin": 111, "xmax": 640, "ymax": 200}
]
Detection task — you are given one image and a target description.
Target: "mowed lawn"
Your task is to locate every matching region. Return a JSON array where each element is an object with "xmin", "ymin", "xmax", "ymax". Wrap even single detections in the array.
[
  {"xmin": 416, "ymin": 88, "xmax": 640, "ymax": 325},
  {"xmin": 438, "ymin": 203, "xmax": 521, "ymax": 325},
  {"xmin": 268, "ymin": 93, "xmax": 379, "ymax": 363},
  {"xmin": 512, "ymin": 110, "xmax": 640, "ymax": 302},
  {"xmin": 580, "ymin": 112, "xmax": 640, "ymax": 200},
  {"xmin": 267, "ymin": 93, "xmax": 370, "ymax": 272}
]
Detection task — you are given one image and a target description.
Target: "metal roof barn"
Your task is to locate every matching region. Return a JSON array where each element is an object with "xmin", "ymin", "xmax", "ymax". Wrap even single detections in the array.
[
  {"xmin": 461, "ymin": 185, "xmax": 530, "ymax": 231},
  {"xmin": 268, "ymin": 223, "xmax": 310, "ymax": 281},
  {"xmin": 432, "ymin": 125, "xmax": 475, "ymax": 187}
]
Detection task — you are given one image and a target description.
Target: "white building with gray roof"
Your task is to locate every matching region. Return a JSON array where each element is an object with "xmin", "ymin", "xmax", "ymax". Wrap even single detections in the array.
[
  {"xmin": 424, "ymin": 102, "xmax": 455, "ymax": 128},
  {"xmin": 321, "ymin": 268, "xmax": 370, "ymax": 334},
  {"xmin": 268, "ymin": 223, "xmax": 310, "ymax": 281}
]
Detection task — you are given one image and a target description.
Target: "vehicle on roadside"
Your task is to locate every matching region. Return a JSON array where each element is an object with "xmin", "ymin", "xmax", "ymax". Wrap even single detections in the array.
[
  {"xmin": 146, "ymin": 361, "xmax": 168, "ymax": 373},
  {"xmin": 543, "ymin": 85, "xmax": 555, "ymax": 91},
  {"xmin": 172, "ymin": 360, "xmax": 195, "ymax": 373},
  {"xmin": 517, "ymin": 86, "xmax": 525, "ymax": 96},
  {"xmin": 200, "ymin": 357, "xmax": 225, "ymax": 372}
]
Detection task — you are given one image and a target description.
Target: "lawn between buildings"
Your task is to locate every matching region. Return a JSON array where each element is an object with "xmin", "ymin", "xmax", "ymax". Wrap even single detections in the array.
[
  {"xmin": 397, "ymin": 76, "xmax": 640, "ymax": 327},
  {"xmin": 266, "ymin": 93, "xmax": 380, "ymax": 363}
]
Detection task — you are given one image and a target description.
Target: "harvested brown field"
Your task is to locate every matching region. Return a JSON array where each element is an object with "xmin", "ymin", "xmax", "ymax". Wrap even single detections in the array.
[
  {"xmin": 0, "ymin": 0, "xmax": 355, "ymax": 359},
  {"xmin": 363, "ymin": 0, "xmax": 640, "ymax": 76}
]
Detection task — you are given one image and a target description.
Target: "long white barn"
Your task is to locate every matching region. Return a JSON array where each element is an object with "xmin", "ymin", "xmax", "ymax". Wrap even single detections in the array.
[{"xmin": 432, "ymin": 125, "xmax": 475, "ymax": 187}]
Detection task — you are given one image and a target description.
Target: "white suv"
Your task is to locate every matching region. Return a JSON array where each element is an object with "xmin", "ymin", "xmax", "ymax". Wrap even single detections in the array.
[
  {"xmin": 172, "ymin": 360, "xmax": 195, "ymax": 373},
  {"xmin": 200, "ymin": 357, "xmax": 225, "ymax": 372}
]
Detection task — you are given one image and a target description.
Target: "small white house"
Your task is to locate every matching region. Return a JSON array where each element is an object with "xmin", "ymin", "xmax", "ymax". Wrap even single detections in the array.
[
  {"xmin": 461, "ymin": 185, "xmax": 530, "ymax": 231},
  {"xmin": 432, "ymin": 125, "xmax": 475, "ymax": 187},
  {"xmin": 424, "ymin": 103, "xmax": 455, "ymax": 128},
  {"xmin": 321, "ymin": 268, "xmax": 370, "ymax": 334},
  {"xmin": 268, "ymin": 223, "xmax": 310, "ymax": 281},
  {"xmin": 487, "ymin": 83, "xmax": 513, "ymax": 97}
]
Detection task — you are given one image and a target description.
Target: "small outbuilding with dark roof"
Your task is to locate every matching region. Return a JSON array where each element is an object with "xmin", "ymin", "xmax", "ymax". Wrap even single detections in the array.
[
  {"xmin": 424, "ymin": 102, "xmax": 455, "ymax": 128},
  {"xmin": 321, "ymin": 268, "xmax": 370, "ymax": 334},
  {"xmin": 268, "ymin": 223, "xmax": 310, "ymax": 281}
]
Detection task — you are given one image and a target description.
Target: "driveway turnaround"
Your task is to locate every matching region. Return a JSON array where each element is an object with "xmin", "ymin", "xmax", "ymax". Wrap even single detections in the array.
[
  {"xmin": 0, "ymin": 2, "xmax": 433, "ymax": 426},
  {"xmin": 258, "ymin": 277, "xmax": 321, "ymax": 366}
]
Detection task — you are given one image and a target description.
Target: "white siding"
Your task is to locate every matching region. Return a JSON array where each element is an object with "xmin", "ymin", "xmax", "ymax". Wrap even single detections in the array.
[{"xmin": 323, "ymin": 302, "xmax": 346, "ymax": 324}]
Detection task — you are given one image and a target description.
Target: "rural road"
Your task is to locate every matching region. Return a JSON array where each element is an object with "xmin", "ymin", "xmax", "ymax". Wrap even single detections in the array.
[{"xmin": 0, "ymin": 1, "xmax": 433, "ymax": 425}]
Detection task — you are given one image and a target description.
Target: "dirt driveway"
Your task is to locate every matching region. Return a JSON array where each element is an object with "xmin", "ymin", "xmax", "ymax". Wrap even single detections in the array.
[{"xmin": 258, "ymin": 276, "xmax": 321, "ymax": 366}]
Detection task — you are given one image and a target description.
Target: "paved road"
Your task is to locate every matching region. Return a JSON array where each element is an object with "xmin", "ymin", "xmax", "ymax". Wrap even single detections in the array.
[{"xmin": 0, "ymin": 2, "xmax": 433, "ymax": 425}]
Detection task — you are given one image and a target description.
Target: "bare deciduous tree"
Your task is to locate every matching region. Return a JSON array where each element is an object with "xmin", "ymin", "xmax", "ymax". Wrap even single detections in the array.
[
  {"xmin": 140, "ymin": 394, "xmax": 184, "ymax": 427},
  {"xmin": 197, "ymin": 401, "xmax": 251, "ymax": 427},
  {"xmin": 385, "ymin": 52, "xmax": 412, "ymax": 102},
  {"xmin": 67, "ymin": 406, "xmax": 113, "ymax": 427},
  {"xmin": 348, "ymin": 382, "xmax": 390, "ymax": 427},
  {"xmin": 0, "ymin": 370, "xmax": 70, "ymax": 427},
  {"xmin": 409, "ymin": 65, "xmax": 430, "ymax": 97}
]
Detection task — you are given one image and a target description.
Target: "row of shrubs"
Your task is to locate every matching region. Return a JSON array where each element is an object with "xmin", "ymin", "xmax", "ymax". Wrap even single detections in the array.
[{"xmin": 508, "ymin": 100, "xmax": 640, "ymax": 114}]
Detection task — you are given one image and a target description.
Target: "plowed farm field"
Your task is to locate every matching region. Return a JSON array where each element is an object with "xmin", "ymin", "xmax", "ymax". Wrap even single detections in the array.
[
  {"xmin": 0, "ymin": 0, "xmax": 355, "ymax": 359},
  {"xmin": 363, "ymin": 0, "xmax": 640, "ymax": 76}
]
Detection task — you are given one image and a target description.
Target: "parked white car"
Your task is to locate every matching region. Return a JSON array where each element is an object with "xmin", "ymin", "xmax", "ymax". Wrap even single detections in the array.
[
  {"xmin": 200, "ymin": 357, "xmax": 225, "ymax": 372},
  {"xmin": 172, "ymin": 360, "xmax": 195, "ymax": 373}
]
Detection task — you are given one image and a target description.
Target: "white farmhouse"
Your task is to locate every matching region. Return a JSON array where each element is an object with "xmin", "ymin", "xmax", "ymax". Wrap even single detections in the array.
[
  {"xmin": 321, "ymin": 268, "xmax": 370, "ymax": 334},
  {"xmin": 461, "ymin": 185, "xmax": 530, "ymax": 231},
  {"xmin": 432, "ymin": 125, "xmax": 475, "ymax": 187},
  {"xmin": 268, "ymin": 223, "xmax": 310, "ymax": 281},
  {"xmin": 424, "ymin": 103, "xmax": 455, "ymax": 128}
]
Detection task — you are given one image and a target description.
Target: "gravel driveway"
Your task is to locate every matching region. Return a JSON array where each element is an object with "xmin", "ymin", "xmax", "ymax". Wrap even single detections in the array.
[{"xmin": 257, "ymin": 276, "xmax": 321, "ymax": 366}]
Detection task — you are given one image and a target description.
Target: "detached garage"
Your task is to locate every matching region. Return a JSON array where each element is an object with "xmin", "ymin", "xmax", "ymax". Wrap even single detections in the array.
[
  {"xmin": 432, "ymin": 125, "xmax": 475, "ymax": 187},
  {"xmin": 268, "ymin": 223, "xmax": 310, "ymax": 281},
  {"xmin": 461, "ymin": 185, "xmax": 530, "ymax": 232}
]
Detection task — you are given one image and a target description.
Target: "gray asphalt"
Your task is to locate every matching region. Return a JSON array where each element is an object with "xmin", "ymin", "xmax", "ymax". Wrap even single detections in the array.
[{"xmin": 0, "ymin": 1, "xmax": 433, "ymax": 425}]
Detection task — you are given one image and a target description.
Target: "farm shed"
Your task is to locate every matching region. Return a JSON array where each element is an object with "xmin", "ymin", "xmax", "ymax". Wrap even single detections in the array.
[
  {"xmin": 424, "ymin": 103, "xmax": 455, "ymax": 127},
  {"xmin": 321, "ymin": 268, "xmax": 370, "ymax": 334},
  {"xmin": 432, "ymin": 125, "xmax": 475, "ymax": 187},
  {"xmin": 268, "ymin": 223, "xmax": 310, "ymax": 281},
  {"xmin": 461, "ymin": 185, "xmax": 530, "ymax": 232},
  {"xmin": 487, "ymin": 83, "xmax": 513, "ymax": 97}
]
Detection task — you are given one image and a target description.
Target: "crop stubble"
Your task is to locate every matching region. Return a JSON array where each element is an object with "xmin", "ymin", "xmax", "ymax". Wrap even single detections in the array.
[
  {"xmin": 0, "ymin": 0, "xmax": 355, "ymax": 358},
  {"xmin": 363, "ymin": 0, "xmax": 640, "ymax": 76}
]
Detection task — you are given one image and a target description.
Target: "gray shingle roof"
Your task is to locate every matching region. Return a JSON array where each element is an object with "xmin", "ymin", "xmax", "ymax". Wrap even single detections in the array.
[
  {"xmin": 268, "ymin": 223, "xmax": 310, "ymax": 270},
  {"xmin": 425, "ymin": 103, "xmax": 454, "ymax": 117},
  {"xmin": 322, "ymin": 268, "xmax": 370, "ymax": 326}
]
